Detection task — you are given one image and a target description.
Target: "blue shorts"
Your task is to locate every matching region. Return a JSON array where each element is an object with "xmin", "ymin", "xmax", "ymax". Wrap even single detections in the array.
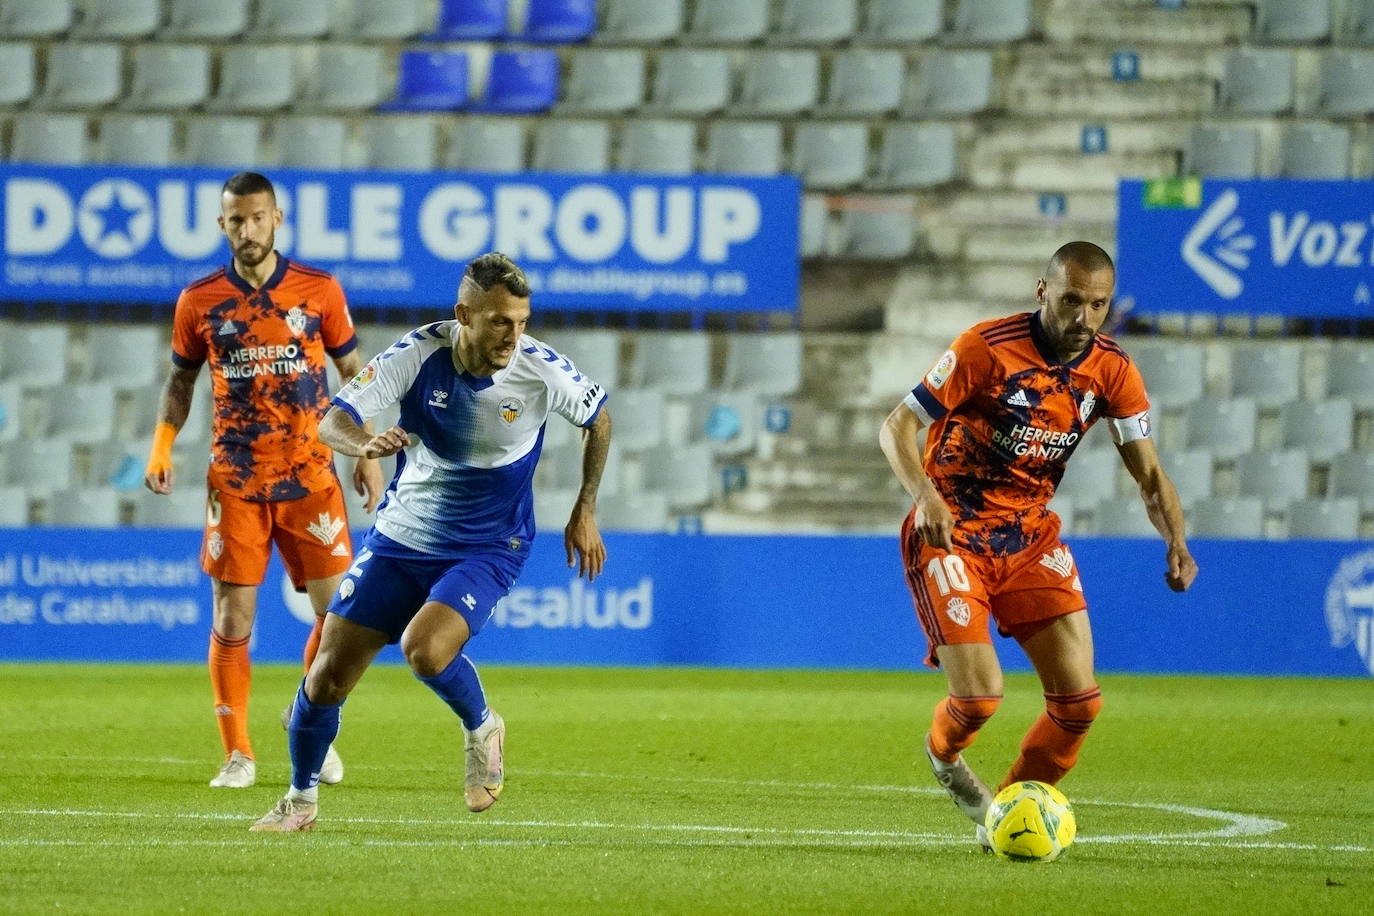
[{"xmin": 329, "ymin": 530, "xmax": 529, "ymax": 644}]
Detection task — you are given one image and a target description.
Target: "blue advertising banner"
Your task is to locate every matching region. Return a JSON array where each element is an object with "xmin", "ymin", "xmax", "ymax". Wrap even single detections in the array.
[
  {"xmin": 0, "ymin": 165, "xmax": 800, "ymax": 311},
  {"xmin": 1117, "ymin": 178, "xmax": 1374, "ymax": 317},
  {"xmin": 2, "ymin": 529, "xmax": 1372, "ymax": 678}
]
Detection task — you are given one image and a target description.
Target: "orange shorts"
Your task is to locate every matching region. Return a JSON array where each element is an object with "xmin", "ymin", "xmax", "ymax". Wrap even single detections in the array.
[
  {"xmin": 900, "ymin": 510, "xmax": 1087, "ymax": 669},
  {"xmin": 201, "ymin": 483, "xmax": 353, "ymax": 590}
]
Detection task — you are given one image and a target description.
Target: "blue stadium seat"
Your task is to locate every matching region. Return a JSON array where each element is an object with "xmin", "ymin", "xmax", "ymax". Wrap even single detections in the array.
[
  {"xmin": 126, "ymin": 44, "xmax": 210, "ymax": 110},
  {"xmin": 0, "ymin": 43, "xmax": 36, "ymax": 106},
  {"xmin": 379, "ymin": 51, "xmax": 470, "ymax": 112},
  {"xmin": 522, "ymin": 0, "xmax": 596, "ymax": 42},
  {"xmin": 1280, "ymin": 123, "xmax": 1351, "ymax": 178},
  {"xmin": 473, "ymin": 50, "xmax": 560, "ymax": 113},
  {"xmin": 433, "ymin": 0, "xmax": 507, "ymax": 40}
]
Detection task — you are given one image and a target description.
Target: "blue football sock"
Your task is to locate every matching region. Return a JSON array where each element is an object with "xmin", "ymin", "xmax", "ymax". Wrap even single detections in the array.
[
  {"xmin": 288, "ymin": 680, "xmax": 344, "ymax": 792},
  {"xmin": 417, "ymin": 653, "xmax": 489, "ymax": 731}
]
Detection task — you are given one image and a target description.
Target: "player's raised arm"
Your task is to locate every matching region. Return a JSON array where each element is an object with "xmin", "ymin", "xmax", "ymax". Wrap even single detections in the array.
[
  {"xmin": 879, "ymin": 402, "xmax": 954, "ymax": 551},
  {"xmin": 1117, "ymin": 437, "xmax": 1198, "ymax": 592},
  {"xmin": 143, "ymin": 364, "xmax": 200, "ymax": 495},
  {"xmin": 319, "ymin": 405, "xmax": 407, "ymax": 460},
  {"xmin": 566, "ymin": 407, "xmax": 611, "ymax": 582}
]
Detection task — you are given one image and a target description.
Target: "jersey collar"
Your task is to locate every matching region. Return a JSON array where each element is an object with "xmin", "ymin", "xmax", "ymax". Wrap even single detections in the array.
[
  {"xmin": 1030, "ymin": 310, "xmax": 1095, "ymax": 369},
  {"xmin": 225, "ymin": 252, "xmax": 289, "ymax": 296}
]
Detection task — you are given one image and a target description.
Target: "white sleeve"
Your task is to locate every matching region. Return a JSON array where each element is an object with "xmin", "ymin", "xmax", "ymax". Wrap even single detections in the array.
[
  {"xmin": 331, "ymin": 338, "xmax": 419, "ymax": 426},
  {"xmin": 529, "ymin": 341, "xmax": 608, "ymax": 428}
]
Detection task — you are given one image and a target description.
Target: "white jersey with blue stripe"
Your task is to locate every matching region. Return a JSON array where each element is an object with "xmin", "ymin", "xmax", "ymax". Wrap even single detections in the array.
[{"xmin": 331, "ymin": 320, "xmax": 607, "ymax": 556}]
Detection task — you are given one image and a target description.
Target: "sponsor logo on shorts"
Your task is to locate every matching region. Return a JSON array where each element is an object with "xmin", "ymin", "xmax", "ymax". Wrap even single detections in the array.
[
  {"xmin": 306, "ymin": 512, "xmax": 344, "ymax": 546},
  {"xmin": 206, "ymin": 530, "xmax": 224, "ymax": 560},
  {"xmin": 1039, "ymin": 546, "xmax": 1075, "ymax": 577},
  {"xmin": 926, "ymin": 350, "xmax": 957, "ymax": 389},
  {"xmin": 508, "ymin": 537, "xmax": 521, "ymax": 551},
  {"xmin": 338, "ymin": 578, "xmax": 355, "ymax": 600},
  {"xmin": 1071, "ymin": 574, "xmax": 1083, "ymax": 592},
  {"xmin": 945, "ymin": 596, "xmax": 971, "ymax": 626},
  {"xmin": 499, "ymin": 397, "xmax": 524, "ymax": 423},
  {"xmin": 330, "ymin": 542, "xmax": 349, "ymax": 557}
]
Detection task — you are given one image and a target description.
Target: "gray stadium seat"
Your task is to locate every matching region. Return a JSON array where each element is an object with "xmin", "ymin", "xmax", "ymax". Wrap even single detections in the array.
[
  {"xmin": 561, "ymin": 50, "xmax": 645, "ymax": 114},
  {"xmin": 1280, "ymin": 123, "xmax": 1351, "ymax": 179},
  {"xmin": 1182, "ymin": 398, "xmax": 1257, "ymax": 462},
  {"xmin": 688, "ymin": 0, "xmax": 768, "ymax": 42},
  {"xmin": 791, "ymin": 124, "xmax": 869, "ymax": 189},
  {"xmin": 597, "ymin": 491, "xmax": 670, "ymax": 533},
  {"xmin": 531, "ymin": 120, "xmax": 612, "ymax": 174},
  {"xmin": 774, "ymin": 0, "xmax": 858, "ymax": 44},
  {"xmin": 0, "ymin": 381, "xmax": 22, "ymax": 442},
  {"xmin": 310, "ymin": 45, "xmax": 389, "ymax": 111},
  {"xmin": 950, "ymin": 0, "xmax": 1033, "ymax": 44},
  {"xmin": 1129, "ymin": 341, "xmax": 1206, "ymax": 410},
  {"xmin": 840, "ymin": 207, "xmax": 918, "ymax": 260},
  {"xmin": 125, "ymin": 44, "xmax": 210, "ymax": 110},
  {"xmin": 629, "ymin": 332, "xmax": 710, "ymax": 393},
  {"xmin": 1091, "ymin": 495, "xmax": 1158, "ymax": 537},
  {"xmin": 617, "ymin": 120, "xmax": 696, "ymax": 175},
  {"xmin": 1281, "ymin": 399, "xmax": 1354, "ymax": 464},
  {"xmin": 253, "ymin": 0, "xmax": 328, "ymax": 38},
  {"xmin": 0, "ymin": 43, "xmax": 36, "ymax": 106},
  {"xmin": 447, "ymin": 118, "xmax": 527, "ymax": 174},
  {"xmin": 74, "ymin": 0, "xmax": 160, "ymax": 37},
  {"xmin": 1183, "ymin": 126, "xmax": 1260, "ymax": 178},
  {"xmin": 1157, "ymin": 449, "xmax": 1214, "ymax": 506},
  {"xmin": 133, "ymin": 487, "xmax": 207, "ymax": 528},
  {"xmin": 48, "ymin": 487, "xmax": 121, "ymax": 528},
  {"xmin": 648, "ymin": 50, "xmax": 731, "ymax": 116},
  {"xmin": 1235, "ymin": 449, "xmax": 1311, "ymax": 508},
  {"xmin": 597, "ymin": 0, "xmax": 684, "ymax": 43},
  {"xmin": 607, "ymin": 388, "xmax": 664, "ymax": 453},
  {"xmin": 643, "ymin": 442, "xmax": 713, "ymax": 510},
  {"xmin": 736, "ymin": 51, "xmax": 820, "ymax": 117},
  {"xmin": 1189, "ymin": 497, "xmax": 1266, "ymax": 539},
  {"xmin": 364, "ymin": 117, "xmax": 437, "ymax": 171},
  {"xmin": 1056, "ymin": 448, "xmax": 1121, "ymax": 503},
  {"xmin": 40, "ymin": 43, "xmax": 123, "ymax": 109},
  {"xmin": 165, "ymin": 0, "xmax": 247, "ymax": 38},
  {"xmin": 86, "ymin": 325, "xmax": 162, "ymax": 392},
  {"xmin": 1327, "ymin": 345, "xmax": 1374, "ymax": 410},
  {"xmin": 800, "ymin": 194, "xmax": 831, "ymax": 258},
  {"xmin": 45, "ymin": 383, "xmax": 117, "ymax": 445},
  {"xmin": 98, "ymin": 115, "xmax": 174, "ymax": 166},
  {"xmin": 1230, "ymin": 344, "xmax": 1302, "ymax": 408},
  {"xmin": 1329, "ymin": 452, "xmax": 1374, "ymax": 510},
  {"xmin": 906, "ymin": 51, "xmax": 994, "ymax": 116},
  {"xmin": 1287, "ymin": 498, "xmax": 1360, "ymax": 540},
  {"xmin": 532, "ymin": 486, "xmax": 578, "ymax": 531},
  {"xmin": 183, "ymin": 117, "xmax": 263, "ymax": 167},
  {"xmin": 1220, "ymin": 49, "xmax": 1294, "ymax": 114},
  {"xmin": 539, "ymin": 329, "xmax": 621, "ymax": 392},
  {"xmin": 340, "ymin": 0, "xmax": 431, "ymax": 39},
  {"xmin": 0, "ymin": 485, "xmax": 30, "ymax": 526},
  {"xmin": 212, "ymin": 47, "xmax": 296, "ymax": 112},
  {"xmin": 0, "ymin": 323, "xmax": 69, "ymax": 388},
  {"xmin": 274, "ymin": 117, "xmax": 349, "ymax": 169},
  {"xmin": 873, "ymin": 123, "xmax": 958, "ymax": 189},
  {"xmin": 1318, "ymin": 52, "xmax": 1374, "ymax": 116},
  {"xmin": 704, "ymin": 121, "xmax": 783, "ymax": 177},
  {"xmin": 862, "ymin": 0, "xmax": 941, "ymax": 43},
  {"xmin": 692, "ymin": 391, "xmax": 760, "ymax": 457},
  {"xmin": 1347, "ymin": 0, "xmax": 1374, "ymax": 44},
  {"xmin": 823, "ymin": 50, "xmax": 905, "ymax": 116},
  {"xmin": 0, "ymin": 0, "xmax": 73, "ymax": 36},
  {"xmin": 1255, "ymin": 0, "xmax": 1330, "ymax": 42},
  {"xmin": 5, "ymin": 439, "xmax": 73, "ymax": 497},
  {"xmin": 722, "ymin": 333, "xmax": 802, "ymax": 397},
  {"xmin": 10, "ymin": 115, "xmax": 88, "ymax": 164}
]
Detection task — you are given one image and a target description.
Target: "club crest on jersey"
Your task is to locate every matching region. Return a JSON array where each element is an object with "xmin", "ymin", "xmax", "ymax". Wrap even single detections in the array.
[
  {"xmin": 428, "ymin": 389, "xmax": 450, "ymax": 408},
  {"xmin": 499, "ymin": 397, "xmax": 524, "ymax": 423},
  {"xmin": 945, "ymin": 596, "xmax": 971, "ymax": 626},
  {"xmin": 926, "ymin": 350, "xmax": 957, "ymax": 389},
  {"xmin": 285, "ymin": 306, "xmax": 308, "ymax": 337},
  {"xmin": 1078, "ymin": 390, "xmax": 1097, "ymax": 424}
]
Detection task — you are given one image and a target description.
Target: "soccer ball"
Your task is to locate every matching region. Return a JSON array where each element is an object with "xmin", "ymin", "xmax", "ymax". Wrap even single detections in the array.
[{"xmin": 983, "ymin": 781, "xmax": 1077, "ymax": 863}]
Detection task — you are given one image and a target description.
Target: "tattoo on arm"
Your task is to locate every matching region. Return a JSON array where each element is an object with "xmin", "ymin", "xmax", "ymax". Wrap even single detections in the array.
[
  {"xmin": 158, "ymin": 366, "xmax": 199, "ymax": 430},
  {"xmin": 576, "ymin": 410, "xmax": 612, "ymax": 508}
]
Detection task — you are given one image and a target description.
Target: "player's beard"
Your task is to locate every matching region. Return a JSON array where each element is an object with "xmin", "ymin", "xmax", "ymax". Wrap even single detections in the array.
[{"xmin": 235, "ymin": 232, "xmax": 274, "ymax": 268}]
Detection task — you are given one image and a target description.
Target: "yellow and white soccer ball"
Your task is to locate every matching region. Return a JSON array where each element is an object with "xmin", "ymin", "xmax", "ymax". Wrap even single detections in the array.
[{"xmin": 983, "ymin": 780, "xmax": 1077, "ymax": 863}]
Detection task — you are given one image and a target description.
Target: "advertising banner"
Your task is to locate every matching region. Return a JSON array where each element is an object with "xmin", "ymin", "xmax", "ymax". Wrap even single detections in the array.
[
  {"xmin": 0, "ymin": 165, "xmax": 800, "ymax": 312},
  {"xmin": 1117, "ymin": 178, "xmax": 1374, "ymax": 317}
]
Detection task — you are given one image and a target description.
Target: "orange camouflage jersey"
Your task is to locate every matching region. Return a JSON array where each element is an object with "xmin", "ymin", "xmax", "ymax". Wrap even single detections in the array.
[
  {"xmin": 904, "ymin": 311, "xmax": 1151, "ymax": 557},
  {"xmin": 171, "ymin": 256, "xmax": 358, "ymax": 502}
]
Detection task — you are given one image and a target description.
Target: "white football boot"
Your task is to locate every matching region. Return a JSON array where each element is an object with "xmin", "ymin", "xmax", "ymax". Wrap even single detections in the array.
[
  {"xmin": 463, "ymin": 711, "xmax": 505, "ymax": 812},
  {"xmin": 209, "ymin": 750, "xmax": 256, "ymax": 788},
  {"xmin": 923, "ymin": 733, "xmax": 992, "ymax": 827},
  {"xmin": 249, "ymin": 796, "xmax": 317, "ymax": 832}
]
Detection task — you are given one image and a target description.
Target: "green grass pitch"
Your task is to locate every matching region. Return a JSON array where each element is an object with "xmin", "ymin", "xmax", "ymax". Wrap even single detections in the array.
[{"xmin": 2, "ymin": 664, "xmax": 1371, "ymax": 914}]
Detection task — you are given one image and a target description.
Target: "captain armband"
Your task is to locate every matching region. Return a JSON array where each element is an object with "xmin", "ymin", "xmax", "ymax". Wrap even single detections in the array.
[{"xmin": 1107, "ymin": 410, "xmax": 1152, "ymax": 445}]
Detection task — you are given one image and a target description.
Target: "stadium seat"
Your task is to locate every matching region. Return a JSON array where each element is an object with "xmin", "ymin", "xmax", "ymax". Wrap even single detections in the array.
[
  {"xmin": 531, "ymin": 120, "xmax": 612, "ymax": 174},
  {"xmin": 722, "ymin": 333, "xmax": 803, "ymax": 397},
  {"xmin": 1188, "ymin": 497, "xmax": 1266, "ymax": 539},
  {"xmin": 704, "ymin": 121, "xmax": 784, "ymax": 176},
  {"xmin": 617, "ymin": 120, "xmax": 697, "ymax": 175},
  {"xmin": 433, "ymin": 0, "xmax": 507, "ymax": 40},
  {"xmin": 1230, "ymin": 344, "xmax": 1302, "ymax": 408},
  {"xmin": 1182, "ymin": 398, "xmax": 1257, "ymax": 462},
  {"xmin": 648, "ymin": 50, "xmax": 731, "ymax": 116},
  {"xmin": 1255, "ymin": 0, "xmax": 1330, "ymax": 42},
  {"xmin": 1279, "ymin": 123, "xmax": 1351, "ymax": 178},
  {"xmin": 538, "ymin": 329, "xmax": 621, "ymax": 391},
  {"xmin": 1220, "ymin": 49, "xmax": 1294, "ymax": 114},
  {"xmin": 0, "ymin": 381, "xmax": 23, "ymax": 442},
  {"xmin": 212, "ymin": 47, "xmax": 296, "ymax": 112},
  {"xmin": 5, "ymin": 439, "xmax": 73, "ymax": 497},
  {"xmin": 905, "ymin": 51, "xmax": 995, "ymax": 116},
  {"xmin": 252, "ymin": 0, "xmax": 329, "ymax": 38},
  {"xmin": 1183, "ymin": 126, "xmax": 1260, "ymax": 178},
  {"xmin": 629, "ymin": 333, "xmax": 710, "ymax": 394},
  {"xmin": 736, "ymin": 51, "xmax": 820, "ymax": 117},
  {"xmin": 1319, "ymin": 52, "xmax": 1374, "ymax": 116},
  {"xmin": 132, "ymin": 487, "xmax": 207, "ymax": 528},
  {"xmin": 1235, "ymin": 449, "xmax": 1311, "ymax": 508},
  {"xmin": 949, "ymin": 0, "xmax": 1033, "ymax": 44},
  {"xmin": 85, "ymin": 325, "xmax": 162, "ymax": 392},
  {"xmin": 774, "ymin": 0, "xmax": 859, "ymax": 45},
  {"xmin": 597, "ymin": 491, "xmax": 670, "ymax": 533},
  {"xmin": 839, "ymin": 207, "xmax": 918, "ymax": 260},
  {"xmin": 274, "ymin": 117, "xmax": 349, "ymax": 169},
  {"xmin": 791, "ymin": 124, "xmax": 869, "ymax": 189},
  {"xmin": 800, "ymin": 194, "xmax": 831, "ymax": 258},
  {"xmin": 0, "ymin": 323, "xmax": 69, "ymax": 388},
  {"xmin": 1280, "ymin": 399, "xmax": 1354, "ymax": 465},
  {"xmin": 165, "ymin": 0, "xmax": 247, "ymax": 38},
  {"xmin": 1157, "ymin": 449, "xmax": 1214, "ymax": 506},
  {"xmin": 446, "ymin": 118, "xmax": 527, "ymax": 174},
  {"xmin": 692, "ymin": 391, "xmax": 760, "ymax": 457},
  {"xmin": 862, "ymin": 0, "xmax": 941, "ymax": 43},
  {"xmin": 310, "ymin": 45, "xmax": 389, "ymax": 111},
  {"xmin": 0, "ymin": 43, "xmax": 36, "ymax": 106},
  {"xmin": 873, "ymin": 123, "xmax": 958, "ymax": 189},
  {"xmin": 98, "ymin": 115, "xmax": 174, "ymax": 166},
  {"xmin": 340, "ymin": 0, "xmax": 432, "ymax": 40},
  {"xmin": 1327, "ymin": 345, "xmax": 1374, "ymax": 410},
  {"xmin": 0, "ymin": 0, "xmax": 73, "ymax": 37},
  {"xmin": 45, "ymin": 383, "xmax": 117, "ymax": 445},
  {"xmin": 1047, "ymin": 493, "xmax": 1076, "ymax": 534},
  {"xmin": 0, "ymin": 486, "xmax": 29, "ymax": 526},
  {"xmin": 687, "ymin": 0, "xmax": 769, "ymax": 43},
  {"xmin": 473, "ymin": 50, "xmax": 560, "ymax": 114},
  {"xmin": 1346, "ymin": 0, "xmax": 1374, "ymax": 44},
  {"xmin": 1129, "ymin": 341, "xmax": 1206, "ymax": 410},
  {"xmin": 125, "ymin": 44, "xmax": 210, "ymax": 110},
  {"xmin": 560, "ymin": 50, "xmax": 645, "ymax": 114},
  {"xmin": 522, "ymin": 0, "xmax": 596, "ymax": 42},
  {"xmin": 1091, "ymin": 495, "xmax": 1158, "ymax": 537},
  {"xmin": 48, "ymin": 487, "xmax": 121, "ymax": 528},
  {"xmin": 597, "ymin": 0, "xmax": 684, "ymax": 43},
  {"xmin": 40, "ymin": 43, "xmax": 123, "ymax": 109},
  {"xmin": 80, "ymin": 0, "xmax": 154, "ymax": 39},
  {"xmin": 1287, "ymin": 498, "xmax": 1360, "ymax": 540},
  {"xmin": 823, "ymin": 51, "xmax": 905, "ymax": 116},
  {"xmin": 1329, "ymin": 451, "xmax": 1374, "ymax": 510},
  {"xmin": 379, "ymin": 50, "xmax": 470, "ymax": 112},
  {"xmin": 607, "ymin": 388, "xmax": 664, "ymax": 453},
  {"xmin": 183, "ymin": 117, "xmax": 263, "ymax": 167},
  {"xmin": 531, "ymin": 486, "xmax": 579, "ymax": 531},
  {"xmin": 364, "ymin": 117, "xmax": 437, "ymax": 171},
  {"xmin": 1056, "ymin": 448, "xmax": 1121, "ymax": 503},
  {"xmin": 9, "ymin": 115, "xmax": 88, "ymax": 165},
  {"xmin": 642, "ymin": 442, "xmax": 714, "ymax": 510}
]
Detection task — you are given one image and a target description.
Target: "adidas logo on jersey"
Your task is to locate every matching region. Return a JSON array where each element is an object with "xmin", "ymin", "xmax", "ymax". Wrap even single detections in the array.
[
  {"xmin": 217, "ymin": 319, "xmax": 239, "ymax": 335},
  {"xmin": 1007, "ymin": 389, "xmax": 1031, "ymax": 407}
]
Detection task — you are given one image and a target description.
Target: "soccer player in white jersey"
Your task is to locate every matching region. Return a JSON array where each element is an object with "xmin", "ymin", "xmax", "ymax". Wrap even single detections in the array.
[{"xmin": 251, "ymin": 253, "xmax": 611, "ymax": 832}]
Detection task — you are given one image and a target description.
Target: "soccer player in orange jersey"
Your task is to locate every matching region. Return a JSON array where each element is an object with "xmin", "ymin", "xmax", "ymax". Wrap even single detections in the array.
[
  {"xmin": 144, "ymin": 172, "xmax": 383, "ymax": 789},
  {"xmin": 878, "ymin": 241, "xmax": 1199, "ymax": 847}
]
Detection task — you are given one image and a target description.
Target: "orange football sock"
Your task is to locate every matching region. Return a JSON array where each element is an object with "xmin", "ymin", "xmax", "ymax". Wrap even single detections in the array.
[
  {"xmin": 303, "ymin": 615, "xmax": 324, "ymax": 673},
  {"xmin": 209, "ymin": 630, "xmax": 253, "ymax": 760},
  {"xmin": 1000, "ymin": 686, "xmax": 1103, "ymax": 789},
  {"xmin": 928, "ymin": 694, "xmax": 1003, "ymax": 762}
]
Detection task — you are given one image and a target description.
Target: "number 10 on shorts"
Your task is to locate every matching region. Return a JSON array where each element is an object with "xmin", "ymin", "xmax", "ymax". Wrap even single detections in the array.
[{"xmin": 926, "ymin": 555, "xmax": 970, "ymax": 595}]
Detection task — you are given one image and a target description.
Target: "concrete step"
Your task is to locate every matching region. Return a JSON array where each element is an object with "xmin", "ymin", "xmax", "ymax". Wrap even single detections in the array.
[
  {"xmin": 1006, "ymin": 76, "xmax": 1216, "ymax": 118},
  {"xmin": 969, "ymin": 150, "xmax": 1180, "ymax": 191},
  {"xmin": 1043, "ymin": 1, "xmax": 1252, "ymax": 46},
  {"xmin": 972, "ymin": 120, "xmax": 1193, "ymax": 157}
]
